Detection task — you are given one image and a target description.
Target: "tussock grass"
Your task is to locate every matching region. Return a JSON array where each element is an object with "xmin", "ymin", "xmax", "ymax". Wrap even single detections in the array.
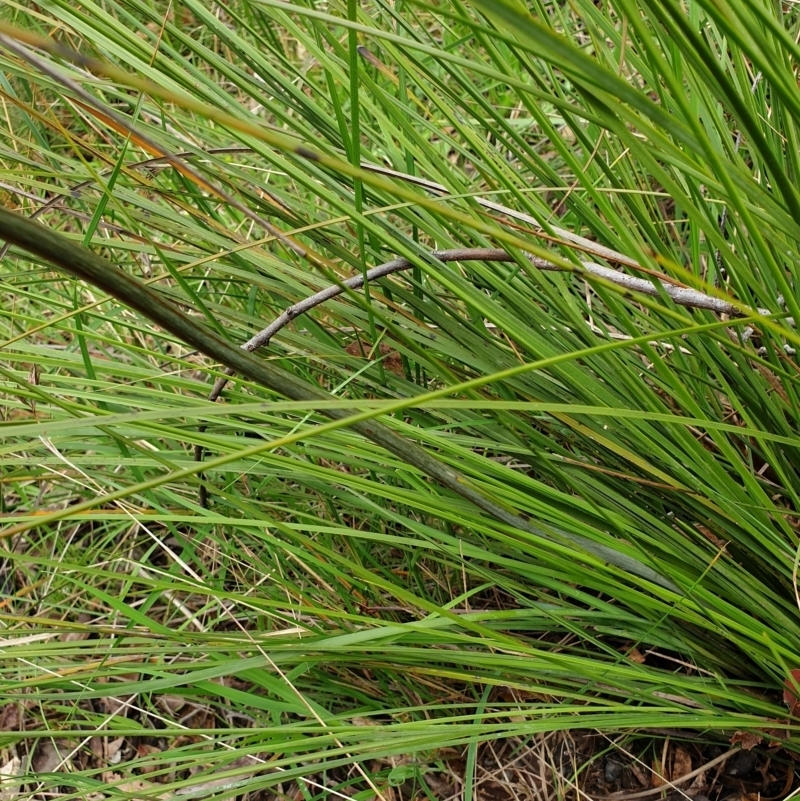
[{"xmin": 0, "ymin": 0, "xmax": 800, "ymax": 797}]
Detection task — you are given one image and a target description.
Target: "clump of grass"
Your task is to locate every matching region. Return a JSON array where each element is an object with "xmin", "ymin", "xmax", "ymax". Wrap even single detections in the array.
[{"xmin": 1, "ymin": 0, "xmax": 800, "ymax": 797}]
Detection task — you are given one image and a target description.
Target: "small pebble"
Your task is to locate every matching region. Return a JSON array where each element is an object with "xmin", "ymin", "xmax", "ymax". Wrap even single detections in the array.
[
  {"xmin": 604, "ymin": 757, "xmax": 623, "ymax": 782},
  {"xmin": 726, "ymin": 748, "xmax": 757, "ymax": 777}
]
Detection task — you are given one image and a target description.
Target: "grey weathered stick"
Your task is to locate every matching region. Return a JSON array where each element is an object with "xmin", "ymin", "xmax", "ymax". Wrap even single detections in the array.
[
  {"xmin": 204, "ymin": 247, "xmax": 781, "ymax": 405},
  {"xmin": 193, "ymin": 244, "xmax": 786, "ymax": 512},
  {"xmin": 0, "ymin": 206, "xmax": 676, "ymax": 590}
]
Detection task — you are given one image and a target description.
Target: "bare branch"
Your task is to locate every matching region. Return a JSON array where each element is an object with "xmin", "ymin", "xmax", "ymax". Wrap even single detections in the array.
[
  {"xmin": 192, "ymin": 244, "xmax": 789, "ymax": 509},
  {"xmin": 203, "ymin": 247, "xmax": 781, "ymax": 404}
]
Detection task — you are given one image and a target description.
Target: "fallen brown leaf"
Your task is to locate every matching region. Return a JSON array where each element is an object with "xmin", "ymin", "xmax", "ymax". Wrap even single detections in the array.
[
  {"xmin": 0, "ymin": 755, "xmax": 21, "ymax": 801},
  {"xmin": 32, "ymin": 740, "xmax": 73, "ymax": 773},
  {"xmin": 0, "ymin": 705, "xmax": 20, "ymax": 732},
  {"xmin": 730, "ymin": 731, "xmax": 763, "ymax": 751},
  {"xmin": 651, "ymin": 757, "xmax": 664, "ymax": 787},
  {"xmin": 783, "ymin": 669, "xmax": 800, "ymax": 716},
  {"xmin": 345, "ymin": 341, "xmax": 404, "ymax": 377},
  {"xmin": 670, "ymin": 745, "xmax": 693, "ymax": 780}
]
